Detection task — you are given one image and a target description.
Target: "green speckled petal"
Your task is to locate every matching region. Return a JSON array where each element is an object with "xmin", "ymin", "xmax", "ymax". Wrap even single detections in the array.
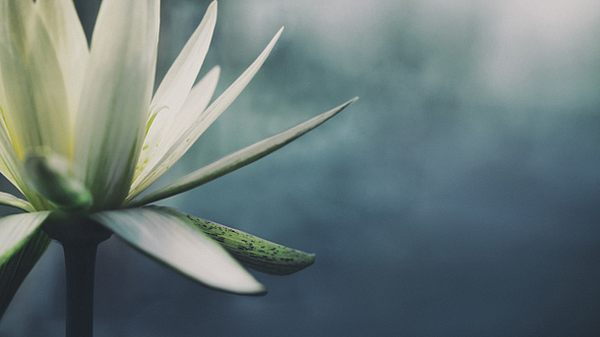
[
  {"xmin": 93, "ymin": 206, "xmax": 266, "ymax": 295},
  {"xmin": 161, "ymin": 207, "xmax": 316, "ymax": 275}
]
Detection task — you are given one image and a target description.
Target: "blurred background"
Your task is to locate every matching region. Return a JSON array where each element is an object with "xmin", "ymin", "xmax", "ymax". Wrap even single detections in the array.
[{"xmin": 2, "ymin": 0, "xmax": 600, "ymax": 336}]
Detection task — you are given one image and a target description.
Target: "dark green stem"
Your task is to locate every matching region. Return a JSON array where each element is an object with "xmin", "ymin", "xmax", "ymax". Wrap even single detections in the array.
[
  {"xmin": 44, "ymin": 216, "xmax": 111, "ymax": 337},
  {"xmin": 61, "ymin": 241, "xmax": 98, "ymax": 337}
]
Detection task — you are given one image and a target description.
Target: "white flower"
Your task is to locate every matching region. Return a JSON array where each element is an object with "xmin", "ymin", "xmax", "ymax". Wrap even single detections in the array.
[{"xmin": 0, "ymin": 0, "xmax": 356, "ymax": 313}]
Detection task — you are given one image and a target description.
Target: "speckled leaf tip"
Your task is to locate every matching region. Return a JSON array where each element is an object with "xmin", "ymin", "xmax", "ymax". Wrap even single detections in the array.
[{"xmin": 162, "ymin": 207, "xmax": 316, "ymax": 275}]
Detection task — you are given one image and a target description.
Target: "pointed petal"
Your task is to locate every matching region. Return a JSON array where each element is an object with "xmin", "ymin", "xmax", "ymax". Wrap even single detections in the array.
[
  {"xmin": 36, "ymin": 0, "xmax": 89, "ymax": 127},
  {"xmin": 0, "ymin": 65, "xmax": 19, "ymax": 189},
  {"xmin": 75, "ymin": 0, "xmax": 160, "ymax": 208},
  {"xmin": 0, "ymin": 108, "xmax": 24, "ymax": 192},
  {"xmin": 162, "ymin": 208, "xmax": 315, "ymax": 275},
  {"xmin": 0, "ymin": 229, "xmax": 49, "ymax": 318},
  {"xmin": 24, "ymin": 152, "xmax": 92, "ymax": 210},
  {"xmin": 0, "ymin": 1, "xmax": 72, "ymax": 158},
  {"xmin": 130, "ymin": 97, "xmax": 358, "ymax": 206},
  {"xmin": 0, "ymin": 212, "xmax": 50, "ymax": 265},
  {"xmin": 92, "ymin": 207, "xmax": 265, "ymax": 294},
  {"xmin": 151, "ymin": 1, "xmax": 217, "ymax": 119},
  {"xmin": 128, "ymin": 28, "xmax": 284, "ymax": 199},
  {"xmin": 0, "ymin": 192, "xmax": 33, "ymax": 212},
  {"xmin": 130, "ymin": 66, "xmax": 220, "ymax": 196}
]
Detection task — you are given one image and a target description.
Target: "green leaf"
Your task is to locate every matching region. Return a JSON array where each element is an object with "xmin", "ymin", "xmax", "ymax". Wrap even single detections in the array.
[
  {"xmin": 0, "ymin": 229, "xmax": 49, "ymax": 318},
  {"xmin": 163, "ymin": 207, "xmax": 316, "ymax": 275},
  {"xmin": 24, "ymin": 152, "xmax": 92, "ymax": 210},
  {"xmin": 92, "ymin": 206, "xmax": 266, "ymax": 295},
  {"xmin": 130, "ymin": 97, "xmax": 358, "ymax": 206}
]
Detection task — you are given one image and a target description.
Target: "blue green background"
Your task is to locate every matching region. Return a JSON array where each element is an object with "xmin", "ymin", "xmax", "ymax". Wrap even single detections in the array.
[{"xmin": 1, "ymin": 0, "xmax": 600, "ymax": 336}]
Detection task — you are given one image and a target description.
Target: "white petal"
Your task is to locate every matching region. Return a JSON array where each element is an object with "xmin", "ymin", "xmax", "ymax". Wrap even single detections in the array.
[
  {"xmin": 129, "ymin": 97, "xmax": 358, "ymax": 206},
  {"xmin": 130, "ymin": 66, "xmax": 220, "ymax": 196},
  {"xmin": 93, "ymin": 207, "xmax": 265, "ymax": 294},
  {"xmin": 0, "ymin": 192, "xmax": 33, "ymax": 212},
  {"xmin": 128, "ymin": 28, "xmax": 284, "ymax": 200},
  {"xmin": 0, "ymin": 227, "xmax": 49, "ymax": 315},
  {"xmin": 75, "ymin": 0, "xmax": 160, "ymax": 208},
  {"xmin": 166, "ymin": 207, "xmax": 316, "ymax": 275},
  {"xmin": 151, "ymin": 1, "xmax": 217, "ymax": 120},
  {"xmin": 0, "ymin": 110, "xmax": 47, "ymax": 208},
  {"xmin": 0, "ymin": 1, "xmax": 72, "ymax": 158},
  {"xmin": 0, "ymin": 212, "xmax": 50, "ymax": 265},
  {"xmin": 0, "ymin": 45, "xmax": 22, "ymax": 190},
  {"xmin": 36, "ymin": 0, "xmax": 89, "ymax": 128},
  {"xmin": 0, "ymin": 106, "xmax": 24, "ymax": 191}
]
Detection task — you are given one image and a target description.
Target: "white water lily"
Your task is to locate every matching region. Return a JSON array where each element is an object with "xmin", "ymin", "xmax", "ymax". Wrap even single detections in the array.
[{"xmin": 0, "ymin": 0, "xmax": 356, "ymax": 318}]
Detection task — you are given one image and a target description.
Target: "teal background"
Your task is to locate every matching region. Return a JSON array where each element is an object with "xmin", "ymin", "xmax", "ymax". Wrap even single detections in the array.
[{"xmin": 2, "ymin": 0, "xmax": 600, "ymax": 336}]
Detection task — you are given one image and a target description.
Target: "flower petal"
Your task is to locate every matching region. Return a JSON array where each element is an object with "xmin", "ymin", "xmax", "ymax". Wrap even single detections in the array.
[
  {"xmin": 0, "ymin": 192, "xmax": 33, "ymax": 212},
  {"xmin": 36, "ymin": 0, "xmax": 89, "ymax": 128},
  {"xmin": 0, "ymin": 229, "xmax": 49, "ymax": 318},
  {"xmin": 128, "ymin": 28, "xmax": 284, "ymax": 199},
  {"xmin": 0, "ymin": 212, "xmax": 50, "ymax": 266},
  {"xmin": 0, "ymin": 1, "xmax": 72, "ymax": 158},
  {"xmin": 130, "ymin": 66, "xmax": 220, "ymax": 196},
  {"xmin": 129, "ymin": 97, "xmax": 358, "ymax": 206},
  {"xmin": 75, "ymin": 0, "xmax": 160, "ymax": 208},
  {"xmin": 0, "ymin": 110, "xmax": 47, "ymax": 208},
  {"xmin": 151, "ymin": 1, "xmax": 217, "ymax": 121},
  {"xmin": 162, "ymin": 207, "xmax": 316, "ymax": 275},
  {"xmin": 92, "ymin": 207, "xmax": 266, "ymax": 295},
  {"xmin": 132, "ymin": 1, "xmax": 217, "ymax": 196},
  {"xmin": 0, "ymin": 108, "xmax": 24, "ymax": 192}
]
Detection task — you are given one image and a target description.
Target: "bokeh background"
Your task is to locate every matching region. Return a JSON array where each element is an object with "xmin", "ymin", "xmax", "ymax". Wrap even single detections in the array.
[{"xmin": 2, "ymin": 0, "xmax": 600, "ymax": 336}]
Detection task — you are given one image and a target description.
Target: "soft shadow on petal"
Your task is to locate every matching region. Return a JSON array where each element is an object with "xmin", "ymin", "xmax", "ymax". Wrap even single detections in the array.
[
  {"xmin": 36, "ymin": 0, "xmax": 89, "ymax": 129},
  {"xmin": 93, "ymin": 207, "xmax": 266, "ymax": 295},
  {"xmin": 75, "ymin": 0, "xmax": 160, "ymax": 208}
]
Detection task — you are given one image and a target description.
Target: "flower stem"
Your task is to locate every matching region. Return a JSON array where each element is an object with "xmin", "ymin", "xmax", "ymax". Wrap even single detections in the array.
[
  {"xmin": 44, "ymin": 216, "xmax": 111, "ymax": 337},
  {"xmin": 62, "ymin": 241, "xmax": 99, "ymax": 337}
]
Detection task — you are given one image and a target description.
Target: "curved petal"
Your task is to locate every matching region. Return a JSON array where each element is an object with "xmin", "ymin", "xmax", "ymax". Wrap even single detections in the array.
[
  {"xmin": 129, "ymin": 28, "xmax": 283, "ymax": 199},
  {"xmin": 130, "ymin": 66, "xmax": 220, "ymax": 196},
  {"xmin": 129, "ymin": 97, "xmax": 358, "ymax": 206},
  {"xmin": 0, "ymin": 192, "xmax": 33, "ymax": 212},
  {"xmin": 0, "ymin": 106, "xmax": 24, "ymax": 191},
  {"xmin": 162, "ymin": 207, "xmax": 316, "ymax": 275},
  {"xmin": 0, "ymin": 212, "xmax": 51, "ymax": 316},
  {"xmin": 0, "ymin": 229, "xmax": 49, "ymax": 318},
  {"xmin": 0, "ymin": 212, "xmax": 50, "ymax": 265},
  {"xmin": 36, "ymin": 0, "xmax": 89, "ymax": 128},
  {"xmin": 0, "ymin": 1, "xmax": 71, "ymax": 158},
  {"xmin": 151, "ymin": 1, "xmax": 217, "ymax": 120},
  {"xmin": 75, "ymin": 0, "xmax": 160, "ymax": 208},
  {"xmin": 93, "ymin": 207, "xmax": 266, "ymax": 295}
]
